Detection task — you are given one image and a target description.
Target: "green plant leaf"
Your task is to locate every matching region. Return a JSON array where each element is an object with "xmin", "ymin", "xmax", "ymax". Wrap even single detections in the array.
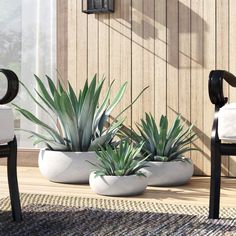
[
  {"xmin": 121, "ymin": 113, "xmax": 199, "ymax": 162},
  {"xmin": 14, "ymin": 74, "xmax": 144, "ymax": 152},
  {"xmin": 93, "ymin": 140, "xmax": 147, "ymax": 176}
]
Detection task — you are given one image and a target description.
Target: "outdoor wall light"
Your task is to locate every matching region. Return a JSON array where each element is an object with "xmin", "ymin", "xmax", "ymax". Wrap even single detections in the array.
[{"xmin": 82, "ymin": 0, "xmax": 114, "ymax": 14}]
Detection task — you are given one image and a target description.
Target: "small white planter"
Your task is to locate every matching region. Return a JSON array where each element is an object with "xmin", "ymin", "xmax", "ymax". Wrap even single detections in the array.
[
  {"xmin": 89, "ymin": 172, "xmax": 148, "ymax": 196},
  {"xmin": 142, "ymin": 158, "xmax": 194, "ymax": 186},
  {"xmin": 38, "ymin": 149, "xmax": 98, "ymax": 184}
]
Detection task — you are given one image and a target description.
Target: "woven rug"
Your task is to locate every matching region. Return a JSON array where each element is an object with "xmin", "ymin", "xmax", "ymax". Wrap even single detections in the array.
[{"xmin": 0, "ymin": 193, "xmax": 236, "ymax": 236}]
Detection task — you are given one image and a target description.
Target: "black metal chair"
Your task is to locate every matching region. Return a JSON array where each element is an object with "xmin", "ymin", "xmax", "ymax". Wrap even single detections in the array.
[
  {"xmin": 208, "ymin": 70, "xmax": 236, "ymax": 219},
  {"xmin": 0, "ymin": 69, "xmax": 22, "ymax": 222}
]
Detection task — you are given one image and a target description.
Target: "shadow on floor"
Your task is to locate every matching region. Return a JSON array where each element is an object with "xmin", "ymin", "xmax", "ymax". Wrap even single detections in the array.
[{"xmin": 0, "ymin": 203, "xmax": 235, "ymax": 236}]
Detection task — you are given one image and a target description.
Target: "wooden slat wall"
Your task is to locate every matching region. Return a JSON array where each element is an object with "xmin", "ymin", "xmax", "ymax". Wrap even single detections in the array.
[
  {"xmin": 57, "ymin": 0, "xmax": 236, "ymax": 177},
  {"xmin": 191, "ymin": 0, "xmax": 204, "ymax": 175}
]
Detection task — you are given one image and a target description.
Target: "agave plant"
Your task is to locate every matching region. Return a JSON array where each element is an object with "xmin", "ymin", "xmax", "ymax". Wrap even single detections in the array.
[
  {"xmin": 13, "ymin": 74, "xmax": 145, "ymax": 152},
  {"xmin": 121, "ymin": 113, "xmax": 198, "ymax": 162},
  {"xmin": 90, "ymin": 140, "xmax": 148, "ymax": 177}
]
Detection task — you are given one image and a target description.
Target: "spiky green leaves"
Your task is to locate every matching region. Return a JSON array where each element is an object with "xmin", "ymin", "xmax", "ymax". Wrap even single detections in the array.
[
  {"xmin": 13, "ymin": 74, "xmax": 127, "ymax": 152},
  {"xmin": 89, "ymin": 140, "xmax": 148, "ymax": 177},
  {"xmin": 122, "ymin": 113, "xmax": 198, "ymax": 162}
]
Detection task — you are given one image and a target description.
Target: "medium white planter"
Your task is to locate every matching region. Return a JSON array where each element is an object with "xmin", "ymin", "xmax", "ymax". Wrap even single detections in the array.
[
  {"xmin": 38, "ymin": 149, "xmax": 98, "ymax": 184},
  {"xmin": 89, "ymin": 172, "xmax": 148, "ymax": 196},
  {"xmin": 142, "ymin": 158, "xmax": 194, "ymax": 186}
]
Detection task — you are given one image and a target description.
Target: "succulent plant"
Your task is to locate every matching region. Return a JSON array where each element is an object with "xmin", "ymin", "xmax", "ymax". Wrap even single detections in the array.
[
  {"xmin": 89, "ymin": 140, "xmax": 148, "ymax": 177},
  {"xmin": 13, "ymin": 74, "xmax": 146, "ymax": 152},
  {"xmin": 121, "ymin": 113, "xmax": 198, "ymax": 162}
]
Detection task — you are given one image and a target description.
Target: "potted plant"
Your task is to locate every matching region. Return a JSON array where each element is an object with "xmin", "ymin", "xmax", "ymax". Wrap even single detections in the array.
[
  {"xmin": 14, "ymin": 74, "xmax": 146, "ymax": 183},
  {"xmin": 121, "ymin": 113, "xmax": 198, "ymax": 186},
  {"xmin": 89, "ymin": 140, "xmax": 148, "ymax": 196}
]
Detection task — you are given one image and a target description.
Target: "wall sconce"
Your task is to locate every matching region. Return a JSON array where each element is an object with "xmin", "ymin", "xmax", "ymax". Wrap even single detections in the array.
[{"xmin": 82, "ymin": 0, "xmax": 114, "ymax": 14}]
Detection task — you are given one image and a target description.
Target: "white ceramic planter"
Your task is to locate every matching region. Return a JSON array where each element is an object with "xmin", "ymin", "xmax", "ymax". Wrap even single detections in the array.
[
  {"xmin": 38, "ymin": 149, "xmax": 98, "ymax": 184},
  {"xmin": 142, "ymin": 158, "xmax": 194, "ymax": 186},
  {"xmin": 89, "ymin": 172, "xmax": 148, "ymax": 196}
]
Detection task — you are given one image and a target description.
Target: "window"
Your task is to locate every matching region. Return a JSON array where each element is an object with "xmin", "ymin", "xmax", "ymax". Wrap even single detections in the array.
[{"xmin": 0, "ymin": 0, "xmax": 56, "ymax": 148}]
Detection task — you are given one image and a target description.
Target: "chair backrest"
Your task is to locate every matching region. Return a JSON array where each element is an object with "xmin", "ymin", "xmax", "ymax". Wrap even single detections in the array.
[
  {"xmin": 0, "ymin": 69, "xmax": 19, "ymax": 105},
  {"xmin": 208, "ymin": 70, "xmax": 236, "ymax": 108}
]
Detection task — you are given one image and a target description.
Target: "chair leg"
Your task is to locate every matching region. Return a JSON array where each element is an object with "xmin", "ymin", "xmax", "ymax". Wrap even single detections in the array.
[
  {"xmin": 209, "ymin": 141, "xmax": 221, "ymax": 219},
  {"xmin": 7, "ymin": 137, "xmax": 22, "ymax": 222}
]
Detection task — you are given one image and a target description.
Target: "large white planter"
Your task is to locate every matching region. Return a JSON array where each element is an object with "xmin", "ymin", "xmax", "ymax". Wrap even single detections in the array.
[
  {"xmin": 142, "ymin": 158, "xmax": 194, "ymax": 186},
  {"xmin": 38, "ymin": 149, "xmax": 98, "ymax": 184},
  {"xmin": 89, "ymin": 172, "xmax": 148, "ymax": 196}
]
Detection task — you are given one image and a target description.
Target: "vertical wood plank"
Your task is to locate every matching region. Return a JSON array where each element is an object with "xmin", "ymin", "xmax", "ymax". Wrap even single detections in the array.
[
  {"xmin": 179, "ymin": 0, "xmax": 191, "ymax": 120},
  {"xmin": 179, "ymin": 0, "xmax": 191, "ymax": 158},
  {"xmin": 98, "ymin": 14, "xmax": 109, "ymax": 81},
  {"xmin": 154, "ymin": 0, "xmax": 167, "ymax": 120},
  {"xmin": 67, "ymin": 0, "xmax": 77, "ymax": 89},
  {"xmin": 216, "ymin": 0, "xmax": 229, "ymax": 176},
  {"xmin": 57, "ymin": 0, "xmax": 68, "ymax": 82},
  {"xmin": 120, "ymin": 0, "xmax": 132, "ymax": 125},
  {"xmin": 87, "ymin": 11, "xmax": 99, "ymax": 78},
  {"xmin": 76, "ymin": 0, "xmax": 88, "ymax": 90},
  {"xmin": 203, "ymin": 0, "xmax": 216, "ymax": 175},
  {"xmin": 166, "ymin": 0, "xmax": 179, "ymax": 123},
  {"xmin": 98, "ymin": 13, "xmax": 110, "ymax": 102},
  {"xmin": 191, "ymin": 0, "xmax": 204, "ymax": 175},
  {"xmin": 143, "ymin": 0, "xmax": 155, "ymax": 116},
  {"xmin": 110, "ymin": 0, "xmax": 121, "ymax": 119},
  {"xmin": 110, "ymin": 0, "xmax": 132, "ymax": 124},
  {"xmin": 229, "ymin": 0, "xmax": 236, "ymax": 177},
  {"xmin": 132, "ymin": 0, "xmax": 143, "ymax": 125}
]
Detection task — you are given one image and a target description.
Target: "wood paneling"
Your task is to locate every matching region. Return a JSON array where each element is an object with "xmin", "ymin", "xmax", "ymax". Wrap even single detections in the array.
[
  {"xmin": 179, "ymin": 0, "xmax": 191, "ymax": 160},
  {"xmin": 167, "ymin": 0, "xmax": 179, "ymax": 123},
  {"xmin": 191, "ymin": 0, "xmax": 204, "ymax": 175},
  {"xmin": 57, "ymin": 0, "xmax": 68, "ymax": 82},
  {"xmin": 154, "ymin": 0, "xmax": 166, "ymax": 120},
  {"xmin": 132, "ymin": 0, "xmax": 143, "ymax": 125},
  {"xmin": 67, "ymin": 0, "xmax": 77, "ymax": 89},
  {"xmin": 143, "ymin": 0, "xmax": 155, "ymax": 117},
  {"xmin": 57, "ymin": 0, "xmax": 236, "ymax": 177},
  {"xmin": 110, "ymin": 0, "xmax": 132, "ymax": 124},
  {"xmin": 203, "ymin": 0, "xmax": 215, "ymax": 176},
  {"xmin": 216, "ymin": 0, "xmax": 229, "ymax": 176},
  {"xmin": 88, "ymin": 13, "xmax": 99, "ymax": 78},
  {"xmin": 76, "ymin": 0, "xmax": 87, "ymax": 91}
]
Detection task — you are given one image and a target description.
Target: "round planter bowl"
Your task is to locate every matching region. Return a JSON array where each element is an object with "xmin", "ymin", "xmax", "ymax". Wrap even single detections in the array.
[
  {"xmin": 142, "ymin": 158, "xmax": 194, "ymax": 186},
  {"xmin": 38, "ymin": 149, "xmax": 98, "ymax": 184},
  {"xmin": 89, "ymin": 172, "xmax": 148, "ymax": 196}
]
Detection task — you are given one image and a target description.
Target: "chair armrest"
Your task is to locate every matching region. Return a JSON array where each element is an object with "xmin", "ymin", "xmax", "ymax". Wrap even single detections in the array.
[
  {"xmin": 0, "ymin": 69, "xmax": 19, "ymax": 104},
  {"xmin": 208, "ymin": 70, "xmax": 236, "ymax": 107}
]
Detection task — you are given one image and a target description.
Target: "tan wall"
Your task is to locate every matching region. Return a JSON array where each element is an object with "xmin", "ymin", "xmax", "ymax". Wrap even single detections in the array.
[{"xmin": 57, "ymin": 0, "xmax": 236, "ymax": 177}]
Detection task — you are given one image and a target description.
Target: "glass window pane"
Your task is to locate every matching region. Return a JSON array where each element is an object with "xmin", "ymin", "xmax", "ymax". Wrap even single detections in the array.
[{"xmin": 0, "ymin": 0, "xmax": 56, "ymax": 148}]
